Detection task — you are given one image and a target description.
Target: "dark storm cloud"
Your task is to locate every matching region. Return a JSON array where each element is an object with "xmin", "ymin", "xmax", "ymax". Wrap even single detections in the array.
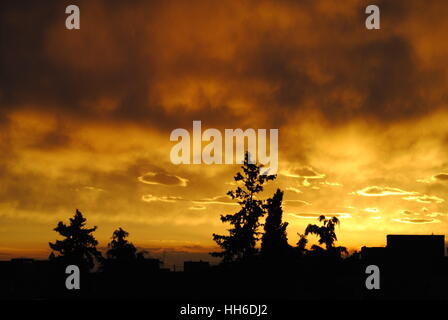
[
  {"xmin": 1, "ymin": 0, "xmax": 447, "ymax": 140},
  {"xmin": 0, "ymin": 1, "xmax": 61, "ymax": 109},
  {"xmin": 434, "ymin": 173, "xmax": 448, "ymax": 181},
  {"xmin": 0, "ymin": 168, "xmax": 98, "ymax": 213},
  {"xmin": 234, "ymin": 2, "xmax": 447, "ymax": 126},
  {"xmin": 30, "ymin": 121, "xmax": 72, "ymax": 150},
  {"xmin": 0, "ymin": 0, "xmax": 244, "ymax": 131}
]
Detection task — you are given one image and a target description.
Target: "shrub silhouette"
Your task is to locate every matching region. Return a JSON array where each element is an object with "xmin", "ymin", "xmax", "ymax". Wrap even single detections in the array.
[{"xmin": 304, "ymin": 215, "xmax": 348, "ymax": 258}]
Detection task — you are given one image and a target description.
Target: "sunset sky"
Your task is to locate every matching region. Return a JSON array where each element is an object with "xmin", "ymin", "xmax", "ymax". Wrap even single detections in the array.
[{"xmin": 1, "ymin": 0, "xmax": 448, "ymax": 265}]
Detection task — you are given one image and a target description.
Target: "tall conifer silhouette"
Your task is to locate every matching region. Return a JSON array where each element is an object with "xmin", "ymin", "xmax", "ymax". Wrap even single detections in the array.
[
  {"xmin": 106, "ymin": 227, "xmax": 138, "ymax": 262},
  {"xmin": 211, "ymin": 153, "xmax": 276, "ymax": 263},
  {"xmin": 49, "ymin": 209, "xmax": 102, "ymax": 270},
  {"xmin": 261, "ymin": 189, "xmax": 290, "ymax": 258}
]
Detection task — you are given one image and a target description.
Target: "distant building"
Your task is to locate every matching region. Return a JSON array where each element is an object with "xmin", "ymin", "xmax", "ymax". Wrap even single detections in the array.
[
  {"xmin": 361, "ymin": 235, "xmax": 446, "ymax": 265},
  {"xmin": 361, "ymin": 246, "xmax": 387, "ymax": 261},
  {"xmin": 139, "ymin": 258, "xmax": 162, "ymax": 272},
  {"xmin": 10, "ymin": 258, "xmax": 36, "ymax": 273},
  {"xmin": 387, "ymin": 235, "xmax": 445, "ymax": 259},
  {"xmin": 184, "ymin": 260, "xmax": 210, "ymax": 273},
  {"xmin": 11, "ymin": 258, "xmax": 34, "ymax": 264}
]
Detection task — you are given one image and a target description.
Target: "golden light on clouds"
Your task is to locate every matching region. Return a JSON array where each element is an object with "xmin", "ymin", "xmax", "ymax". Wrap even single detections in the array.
[{"xmin": 1, "ymin": 0, "xmax": 448, "ymax": 260}]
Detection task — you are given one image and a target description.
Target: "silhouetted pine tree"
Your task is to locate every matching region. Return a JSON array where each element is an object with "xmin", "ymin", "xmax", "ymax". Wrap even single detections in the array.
[
  {"xmin": 49, "ymin": 209, "xmax": 102, "ymax": 270},
  {"xmin": 103, "ymin": 227, "xmax": 145, "ymax": 276},
  {"xmin": 211, "ymin": 153, "xmax": 276, "ymax": 263},
  {"xmin": 106, "ymin": 227, "xmax": 138, "ymax": 262},
  {"xmin": 261, "ymin": 189, "xmax": 290, "ymax": 258}
]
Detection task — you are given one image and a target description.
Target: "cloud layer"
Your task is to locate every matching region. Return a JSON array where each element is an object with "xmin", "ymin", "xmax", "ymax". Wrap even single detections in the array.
[{"xmin": 1, "ymin": 0, "xmax": 448, "ymax": 257}]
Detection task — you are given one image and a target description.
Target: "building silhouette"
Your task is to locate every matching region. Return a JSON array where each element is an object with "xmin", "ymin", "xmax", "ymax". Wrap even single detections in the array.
[
  {"xmin": 387, "ymin": 234, "xmax": 445, "ymax": 258},
  {"xmin": 1, "ymin": 234, "xmax": 447, "ymax": 299},
  {"xmin": 183, "ymin": 260, "xmax": 210, "ymax": 273},
  {"xmin": 361, "ymin": 234, "xmax": 446, "ymax": 262}
]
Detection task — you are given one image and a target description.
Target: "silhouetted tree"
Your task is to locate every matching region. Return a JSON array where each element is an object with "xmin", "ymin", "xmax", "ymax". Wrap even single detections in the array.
[
  {"xmin": 102, "ymin": 227, "xmax": 147, "ymax": 276},
  {"xmin": 106, "ymin": 227, "xmax": 138, "ymax": 262},
  {"xmin": 296, "ymin": 233, "xmax": 308, "ymax": 257},
  {"xmin": 261, "ymin": 189, "xmax": 290, "ymax": 258},
  {"xmin": 49, "ymin": 209, "xmax": 102, "ymax": 270},
  {"xmin": 211, "ymin": 153, "xmax": 276, "ymax": 263},
  {"xmin": 304, "ymin": 215, "xmax": 347, "ymax": 258}
]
